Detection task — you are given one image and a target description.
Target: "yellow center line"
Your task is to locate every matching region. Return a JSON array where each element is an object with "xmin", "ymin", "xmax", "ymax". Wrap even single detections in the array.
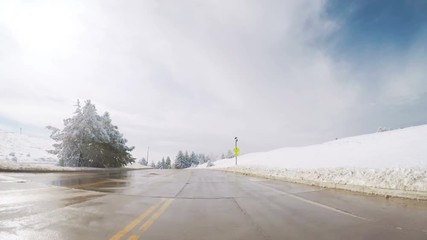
[
  {"xmin": 110, "ymin": 199, "xmax": 166, "ymax": 240},
  {"xmin": 128, "ymin": 198, "xmax": 175, "ymax": 240}
]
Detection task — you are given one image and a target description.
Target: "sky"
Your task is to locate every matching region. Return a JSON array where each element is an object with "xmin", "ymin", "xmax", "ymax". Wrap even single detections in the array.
[{"xmin": 1, "ymin": 0, "xmax": 426, "ymax": 163}]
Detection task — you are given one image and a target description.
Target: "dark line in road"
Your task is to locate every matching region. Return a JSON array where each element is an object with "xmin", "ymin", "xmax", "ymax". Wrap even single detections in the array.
[
  {"xmin": 232, "ymin": 198, "xmax": 271, "ymax": 240},
  {"xmin": 174, "ymin": 171, "xmax": 192, "ymax": 197}
]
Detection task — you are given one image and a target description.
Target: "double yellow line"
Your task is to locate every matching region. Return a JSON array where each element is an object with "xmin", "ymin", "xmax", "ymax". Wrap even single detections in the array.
[{"xmin": 110, "ymin": 198, "xmax": 174, "ymax": 240}]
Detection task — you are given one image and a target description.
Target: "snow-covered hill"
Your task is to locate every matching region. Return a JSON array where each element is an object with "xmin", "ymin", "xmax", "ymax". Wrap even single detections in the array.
[
  {"xmin": 201, "ymin": 125, "xmax": 427, "ymax": 198},
  {"xmin": 0, "ymin": 129, "xmax": 57, "ymax": 164}
]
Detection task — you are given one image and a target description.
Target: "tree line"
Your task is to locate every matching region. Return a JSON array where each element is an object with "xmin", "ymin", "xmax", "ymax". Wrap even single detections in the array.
[
  {"xmin": 174, "ymin": 150, "xmax": 211, "ymax": 169},
  {"xmin": 140, "ymin": 150, "xmax": 235, "ymax": 169}
]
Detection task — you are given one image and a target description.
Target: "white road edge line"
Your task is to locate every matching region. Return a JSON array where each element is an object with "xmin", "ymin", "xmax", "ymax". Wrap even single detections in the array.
[{"xmin": 251, "ymin": 181, "xmax": 373, "ymax": 222}]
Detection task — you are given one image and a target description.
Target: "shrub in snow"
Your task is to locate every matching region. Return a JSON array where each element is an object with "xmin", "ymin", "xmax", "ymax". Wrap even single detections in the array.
[
  {"xmin": 139, "ymin": 157, "xmax": 148, "ymax": 166},
  {"xmin": 8, "ymin": 153, "xmax": 17, "ymax": 162},
  {"xmin": 47, "ymin": 100, "xmax": 135, "ymax": 168},
  {"xmin": 377, "ymin": 127, "xmax": 390, "ymax": 132}
]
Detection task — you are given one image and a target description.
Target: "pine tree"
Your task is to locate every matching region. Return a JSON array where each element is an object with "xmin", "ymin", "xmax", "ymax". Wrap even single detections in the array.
[
  {"xmin": 161, "ymin": 157, "xmax": 165, "ymax": 169},
  {"xmin": 47, "ymin": 100, "xmax": 135, "ymax": 168},
  {"xmin": 155, "ymin": 161, "xmax": 162, "ymax": 169},
  {"xmin": 227, "ymin": 150, "xmax": 234, "ymax": 159},
  {"xmin": 175, "ymin": 151, "xmax": 185, "ymax": 169},
  {"xmin": 190, "ymin": 151, "xmax": 198, "ymax": 166},
  {"xmin": 184, "ymin": 151, "xmax": 190, "ymax": 168},
  {"xmin": 139, "ymin": 157, "xmax": 148, "ymax": 166},
  {"xmin": 197, "ymin": 154, "xmax": 205, "ymax": 164},
  {"xmin": 165, "ymin": 156, "xmax": 171, "ymax": 169}
]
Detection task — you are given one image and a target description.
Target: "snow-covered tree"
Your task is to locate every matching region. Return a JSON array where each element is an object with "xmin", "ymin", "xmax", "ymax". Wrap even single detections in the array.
[
  {"xmin": 160, "ymin": 157, "xmax": 165, "ymax": 169},
  {"xmin": 377, "ymin": 127, "xmax": 391, "ymax": 133},
  {"xmin": 139, "ymin": 157, "xmax": 148, "ymax": 166},
  {"xmin": 165, "ymin": 156, "xmax": 171, "ymax": 169},
  {"xmin": 155, "ymin": 161, "xmax": 161, "ymax": 169},
  {"xmin": 175, "ymin": 151, "xmax": 185, "ymax": 169},
  {"xmin": 226, "ymin": 150, "xmax": 234, "ymax": 159},
  {"xmin": 47, "ymin": 100, "xmax": 135, "ymax": 168},
  {"xmin": 197, "ymin": 154, "xmax": 206, "ymax": 164},
  {"xmin": 183, "ymin": 151, "xmax": 190, "ymax": 168},
  {"xmin": 190, "ymin": 151, "xmax": 198, "ymax": 166}
]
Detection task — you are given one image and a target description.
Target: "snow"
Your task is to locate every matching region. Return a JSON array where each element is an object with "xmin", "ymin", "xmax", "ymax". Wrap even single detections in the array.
[
  {"xmin": 200, "ymin": 125, "xmax": 427, "ymax": 197},
  {"xmin": 0, "ymin": 129, "xmax": 57, "ymax": 164},
  {"xmin": 0, "ymin": 160, "xmax": 148, "ymax": 172},
  {"xmin": 125, "ymin": 162, "xmax": 151, "ymax": 169}
]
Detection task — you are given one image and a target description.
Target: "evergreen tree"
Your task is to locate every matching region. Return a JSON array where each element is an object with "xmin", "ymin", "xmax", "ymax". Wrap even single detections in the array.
[
  {"xmin": 190, "ymin": 151, "xmax": 198, "ymax": 166},
  {"xmin": 226, "ymin": 150, "xmax": 234, "ymax": 158},
  {"xmin": 197, "ymin": 154, "xmax": 205, "ymax": 164},
  {"xmin": 184, "ymin": 151, "xmax": 190, "ymax": 168},
  {"xmin": 139, "ymin": 157, "xmax": 148, "ymax": 166},
  {"xmin": 47, "ymin": 100, "xmax": 135, "ymax": 168},
  {"xmin": 175, "ymin": 151, "xmax": 185, "ymax": 169},
  {"xmin": 165, "ymin": 156, "xmax": 171, "ymax": 169},
  {"xmin": 155, "ymin": 161, "xmax": 161, "ymax": 169},
  {"xmin": 161, "ymin": 157, "xmax": 166, "ymax": 169}
]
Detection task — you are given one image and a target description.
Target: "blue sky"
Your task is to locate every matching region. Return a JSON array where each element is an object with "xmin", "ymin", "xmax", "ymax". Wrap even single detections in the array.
[{"xmin": 0, "ymin": 0, "xmax": 426, "ymax": 162}]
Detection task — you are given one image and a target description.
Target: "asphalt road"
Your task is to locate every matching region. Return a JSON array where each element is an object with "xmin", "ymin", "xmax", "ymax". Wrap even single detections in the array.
[{"xmin": 1, "ymin": 169, "xmax": 427, "ymax": 240}]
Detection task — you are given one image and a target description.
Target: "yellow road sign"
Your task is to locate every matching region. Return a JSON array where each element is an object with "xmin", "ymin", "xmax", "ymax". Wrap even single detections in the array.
[{"xmin": 233, "ymin": 147, "xmax": 240, "ymax": 157}]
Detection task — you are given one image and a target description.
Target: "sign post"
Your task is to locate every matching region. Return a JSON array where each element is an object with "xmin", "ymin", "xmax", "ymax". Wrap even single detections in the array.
[{"xmin": 234, "ymin": 137, "xmax": 239, "ymax": 166}]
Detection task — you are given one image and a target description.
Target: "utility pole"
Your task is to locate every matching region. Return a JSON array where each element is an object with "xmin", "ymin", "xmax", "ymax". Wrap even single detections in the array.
[
  {"xmin": 20, "ymin": 128, "xmax": 22, "ymax": 135},
  {"xmin": 146, "ymin": 146, "xmax": 150, "ymax": 164}
]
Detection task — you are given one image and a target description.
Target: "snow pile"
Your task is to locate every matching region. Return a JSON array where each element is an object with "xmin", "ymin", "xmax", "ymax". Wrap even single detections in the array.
[
  {"xmin": 203, "ymin": 125, "xmax": 427, "ymax": 195},
  {"xmin": 0, "ymin": 129, "xmax": 57, "ymax": 164}
]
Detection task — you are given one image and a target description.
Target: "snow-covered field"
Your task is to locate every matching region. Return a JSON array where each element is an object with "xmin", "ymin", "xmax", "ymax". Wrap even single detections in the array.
[
  {"xmin": 0, "ymin": 129, "xmax": 57, "ymax": 164},
  {"xmin": 200, "ymin": 125, "xmax": 427, "ymax": 198}
]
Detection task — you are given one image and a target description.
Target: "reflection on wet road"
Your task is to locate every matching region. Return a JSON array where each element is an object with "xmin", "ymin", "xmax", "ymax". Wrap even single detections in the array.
[{"xmin": 1, "ymin": 169, "xmax": 427, "ymax": 240}]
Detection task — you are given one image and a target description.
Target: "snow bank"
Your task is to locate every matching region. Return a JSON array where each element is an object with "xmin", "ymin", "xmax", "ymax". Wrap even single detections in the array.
[
  {"xmin": 202, "ymin": 125, "xmax": 427, "ymax": 198},
  {"xmin": 125, "ymin": 162, "xmax": 151, "ymax": 169}
]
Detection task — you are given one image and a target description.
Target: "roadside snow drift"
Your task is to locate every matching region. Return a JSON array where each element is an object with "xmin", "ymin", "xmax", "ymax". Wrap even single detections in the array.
[{"xmin": 202, "ymin": 125, "xmax": 427, "ymax": 197}]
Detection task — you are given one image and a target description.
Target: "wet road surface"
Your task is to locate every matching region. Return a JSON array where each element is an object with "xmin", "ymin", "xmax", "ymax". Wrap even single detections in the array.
[{"xmin": 1, "ymin": 169, "xmax": 427, "ymax": 240}]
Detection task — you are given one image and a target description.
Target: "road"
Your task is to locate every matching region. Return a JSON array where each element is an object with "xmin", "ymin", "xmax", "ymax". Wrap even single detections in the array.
[{"xmin": 1, "ymin": 169, "xmax": 427, "ymax": 240}]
